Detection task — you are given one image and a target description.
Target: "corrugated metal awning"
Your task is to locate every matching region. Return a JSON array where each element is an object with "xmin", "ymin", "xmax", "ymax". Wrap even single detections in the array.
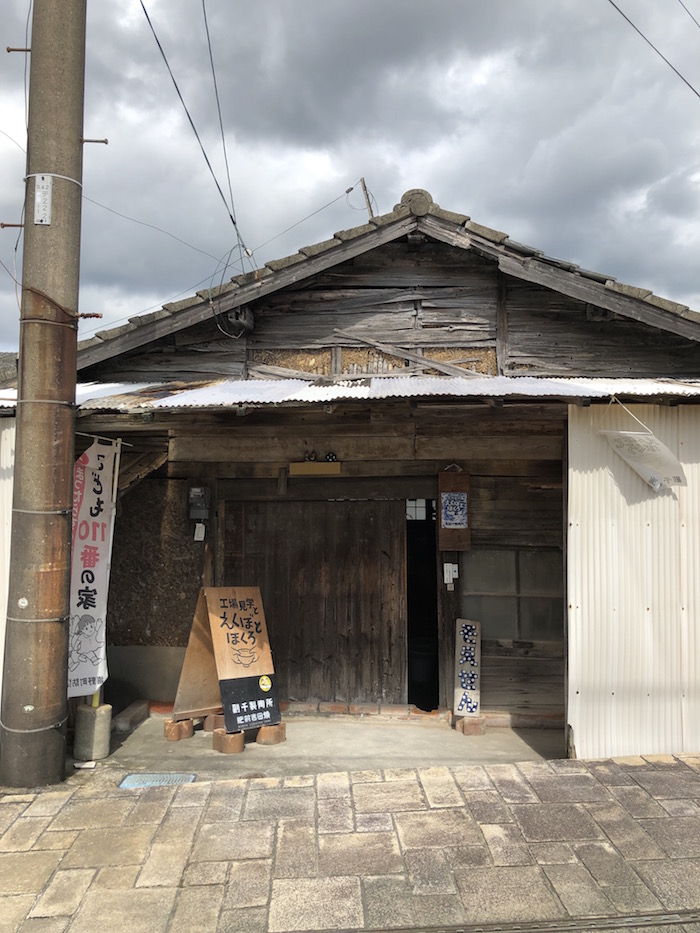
[{"xmin": 75, "ymin": 376, "xmax": 700, "ymax": 412}]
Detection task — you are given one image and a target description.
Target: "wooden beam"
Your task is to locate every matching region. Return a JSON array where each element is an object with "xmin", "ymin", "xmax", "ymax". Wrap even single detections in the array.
[
  {"xmin": 496, "ymin": 270, "xmax": 508, "ymax": 375},
  {"xmin": 334, "ymin": 329, "xmax": 482, "ymax": 378}
]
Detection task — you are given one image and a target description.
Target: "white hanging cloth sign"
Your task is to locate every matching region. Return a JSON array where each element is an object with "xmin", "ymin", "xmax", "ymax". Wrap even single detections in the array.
[
  {"xmin": 67, "ymin": 439, "xmax": 121, "ymax": 698},
  {"xmin": 599, "ymin": 429, "xmax": 686, "ymax": 493}
]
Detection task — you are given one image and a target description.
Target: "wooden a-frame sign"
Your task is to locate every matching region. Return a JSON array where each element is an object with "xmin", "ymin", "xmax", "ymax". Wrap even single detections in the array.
[{"xmin": 173, "ymin": 587, "xmax": 281, "ymax": 733}]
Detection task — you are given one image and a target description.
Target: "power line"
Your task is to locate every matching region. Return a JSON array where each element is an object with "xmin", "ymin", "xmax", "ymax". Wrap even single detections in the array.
[
  {"xmin": 605, "ymin": 0, "xmax": 700, "ymax": 100},
  {"xmin": 676, "ymin": 0, "xmax": 700, "ymax": 31},
  {"xmin": 139, "ymin": 1, "xmax": 252, "ymax": 250}
]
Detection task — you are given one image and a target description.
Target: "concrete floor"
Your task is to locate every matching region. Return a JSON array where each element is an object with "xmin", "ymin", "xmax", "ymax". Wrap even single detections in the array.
[{"xmin": 86, "ymin": 715, "xmax": 567, "ymax": 784}]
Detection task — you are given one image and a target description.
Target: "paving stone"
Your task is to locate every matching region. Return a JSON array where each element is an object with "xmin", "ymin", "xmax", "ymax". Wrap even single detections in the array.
[
  {"xmin": 384, "ymin": 768, "xmax": 416, "ymax": 782},
  {"xmin": 218, "ymin": 906, "xmax": 267, "ymax": 932},
  {"xmin": 154, "ymin": 808, "xmax": 199, "ymax": 846},
  {"xmin": 18, "ymin": 918, "xmax": 69, "ymax": 933},
  {"xmin": 604, "ymin": 883, "xmax": 663, "ymax": 912},
  {"xmin": 318, "ymin": 831, "xmax": 403, "ymax": 875},
  {"xmin": 418, "ymin": 767, "xmax": 463, "ymax": 808},
  {"xmin": 170, "ymin": 782, "xmax": 212, "ymax": 808},
  {"xmin": 284, "ymin": 775, "xmax": 315, "ymax": 787},
  {"xmin": 642, "ymin": 754, "xmax": 690, "ymax": 770},
  {"xmin": 412, "ymin": 893, "xmax": 467, "ymax": 927},
  {"xmin": 444, "ymin": 845, "xmax": 491, "ymax": 869},
  {"xmin": 28, "ymin": 868, "xmax": 95, "ymax": 918},
  {"xmin": 485, "ymin": 764, "xmax": 540, "ymax": 803},
  {"xmin": 639, "ymin": 817, "xmax": 700, "ymax": 858},
  {"xmin": 22, "ymin": 792, "xmax": 75, "ymax": 818},
  {"xmin": 529, "ymin": 842, "xmax": 578, "ymax": 864},
  {"xmin": 273, "ymin": 820, "xmax": 317, "ymax": 879},
  {"xmin": 633, "ymin": 770, "xmax": 700, "ymax": 799},
  {"xmin": 243, "ymin": 787, "xmax": 315, "ymax": 821},
  {"xmin": 315, "ymin": 771, "xmax": 350, "ymax": 799},
  {"xmin": 548, "ymin": 759, "xmax": 592, "ymax": 775},
  {"xmin": 613, "ymin": 755, "xmax": 649, "ymax": 769},
  {"xmin": 0, "ymin": 802, "xmax": 29, "ymax": 836},
  {"xmin": 574, "ymin": 840, "xmax": 644, "ymax": 886},
  {"xmin": 223, "ymin": 859, "xmax": 272, "ymax": 908},
  {"xmin": 182, "ymin": 860, "xmax": 228, "ymax": 886},
  {"xmin": 353, "ymin": 779, "xmax": 425, "ymax": 813},
  {"xmin": 659, "ymin": 798, "xmax": 700, "ymax": 816},
  {"xmin": 451, "ymin": 765, "xmax": 494, "ymax": 792},
  {"xmin": 395, "ymin": 808, "xmax": 482, "ymax": 849},
  {"xmin": 584, "ymin": 760, "xmax": 636, "ymax": 786},
  {"xmin": 123, "ymin": 788, "xmax": 176, "ymax": 826},
  {"xmin": 67, "ymin": 888, "xmax": 177, "ymax": 933},
  {"xmin": 33, "ymin": 830, "xmax": 79, "ymax": 851},
  {"xmin": 191, "ymin": 820, "xmax": 275, "ymax": 862},
  {"xmin": 92, "ymin": 865, "xmax": 141, "ymax": 889},
  {"xmin": 136, "ymin": 841, "xmax": 189, "ymax": 887},
  {"xmin": 0, "ymin": 817, "xmax": 51, "ymax": 851},
  {"xmin": 202, "ymin": 783, "xmax": 246, "ymax": 823},
  {"xmin": 405, "ymin": 848, "xmax": 457, "ymax": 894},
  {"xmin": 62, "ymin": 824, "xmax": 157, "ymax": 868},
  {"xmin": 168, "ymin": 884, "xmax": 225, "ymax": 933},
  {"xmin": 0, "ymin": 895, "xmax": 34, "ymax": 933},
  {"xmin": 355, "ymin": 811, "xmax": 393, "ymax": 832},
  {"xmin": 50, "ymin": 797, "xmax": 134, "ymax": 831},
  {"xmin": 268, "ymin": 877, "xmax": 363, "ymax": 932},
  {"xmin": 609, "ymin": 785, "xmax": 667, "ymax": 817},
  {"xmin": 512, "ymin": 803, "xmax": 604, "ymax": 842},
  {"xmin": 454, "ymin": 865, "xmax": 567, "ymax": 923},
  {"xmin": 362, "ymin": 876, "xmax": 418, "ymax": 929},
  {"xmin": 481, "ymin": 823, "xmax": 533, "ymax": 866},
  {"xmin": 586, "ymin": 802, "xmax": 665, "ymax": 860},
  {"xmin": 248, "ymin": 777, "xmax": 282, "ymax": 790},
  {"xmin": 464, "ymin": 791, "xmax": 512, "ymax": 823},
  {"xmin": 634, "ymin": 859, "xmax": 700, "ymax": 909},
  {"xmin": 542, "ymin": 862, "xmax": 613, "ymax": 916},
  {"xmin": 517, "ymin": 762, "xmax": 611, "ymax": 803},
  {"xmin": 318, "ymin": 796, "xmax": 353, "ymax": 834},
  {"xmin": 0, "ymin": 851, "xmax": 62, "ymax": 894},
  {"xmin": 350, "ymin": 770, "xmax": 383, "ymax": 783}
]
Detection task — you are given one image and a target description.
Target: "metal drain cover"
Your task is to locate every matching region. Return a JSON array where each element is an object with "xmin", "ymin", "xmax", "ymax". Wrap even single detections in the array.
[{"xmin": 119, "ymin": 772, "xmax": 196, "ymax": 789}]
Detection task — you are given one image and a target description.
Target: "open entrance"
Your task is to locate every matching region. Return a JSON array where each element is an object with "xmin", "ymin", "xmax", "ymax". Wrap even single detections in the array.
[{"xmin": 406, "ymin": 499, "xmax": 439, "ymax": 711}]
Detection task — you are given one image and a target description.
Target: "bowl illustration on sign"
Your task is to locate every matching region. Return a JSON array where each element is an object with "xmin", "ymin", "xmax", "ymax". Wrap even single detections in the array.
[{"xmin": 230, "ymin": 645, "xmax": 258, "ymax": 667}]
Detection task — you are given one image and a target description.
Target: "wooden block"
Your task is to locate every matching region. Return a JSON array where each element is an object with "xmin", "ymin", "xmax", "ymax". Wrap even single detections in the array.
[
  {"xmin": 256, "ymin": 723, "xmax": 286, "ymax": 745},
  {"xmin": 164, "ymin": 719, "xmax": 194, "ymax": 742},
  {"xmin": 212, "ymin": 728, "xmax": 245, "ymax": 754},
  {"xmin": 202, "ymin": 713, "xmax": 226, "ymax": 733},
  {"xmin": 455, "ymin": 716, "xmax": 486, "ymax": 736}
]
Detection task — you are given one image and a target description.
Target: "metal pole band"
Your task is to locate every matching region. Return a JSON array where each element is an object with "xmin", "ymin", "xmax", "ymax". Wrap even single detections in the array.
[{"xmin": 25, "ymin": 172, "xmax": 83, "ymax": 188}]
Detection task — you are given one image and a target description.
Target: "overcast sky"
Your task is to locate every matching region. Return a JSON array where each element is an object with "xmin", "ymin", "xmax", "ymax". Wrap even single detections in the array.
[{"xmin": 1, "ymin": 0, "xmax": 699, "ymax": 352}]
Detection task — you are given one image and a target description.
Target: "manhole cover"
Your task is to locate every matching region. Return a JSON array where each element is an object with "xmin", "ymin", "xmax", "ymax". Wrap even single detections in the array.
[{"xmin": 119, "ymin": 773, "xmax": 196, "ymax": 789}]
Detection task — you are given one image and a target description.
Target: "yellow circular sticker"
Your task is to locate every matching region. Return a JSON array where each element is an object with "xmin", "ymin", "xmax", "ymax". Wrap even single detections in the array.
[{"xmin": 259, "ymin": 675, "xmax": 272, "ymax": 693}]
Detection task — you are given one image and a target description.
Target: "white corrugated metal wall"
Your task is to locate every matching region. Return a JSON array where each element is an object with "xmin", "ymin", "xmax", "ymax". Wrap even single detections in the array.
[
  {"xmin": 0, "ymin": 418, "xmax": 15, "ymax": 705},
  {"xmin": 568, "ymin": 404, "xmax": 700, "ymax": 758}
]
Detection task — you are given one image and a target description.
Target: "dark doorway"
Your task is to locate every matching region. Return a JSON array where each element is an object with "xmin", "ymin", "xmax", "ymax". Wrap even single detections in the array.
[{"xmin": 406, "ymin": 499, "xmax": 439, "ymax": 711}]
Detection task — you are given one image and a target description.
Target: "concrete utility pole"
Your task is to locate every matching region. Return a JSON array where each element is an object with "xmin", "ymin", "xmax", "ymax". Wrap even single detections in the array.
[{"xmin": 0, "ymin": 0, "xmax": 87, "ymax": 786}]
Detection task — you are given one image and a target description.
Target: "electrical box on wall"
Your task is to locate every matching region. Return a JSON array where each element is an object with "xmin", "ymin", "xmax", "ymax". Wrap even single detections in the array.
[{"xmin": 189, "ymin": 486, "xmax": 211, "ymax": 521}]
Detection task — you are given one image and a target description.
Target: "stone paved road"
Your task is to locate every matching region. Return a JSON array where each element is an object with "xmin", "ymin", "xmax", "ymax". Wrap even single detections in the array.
[{"xmin": 3, "ymin": 754, "xmax": 700, "ymax": 932}]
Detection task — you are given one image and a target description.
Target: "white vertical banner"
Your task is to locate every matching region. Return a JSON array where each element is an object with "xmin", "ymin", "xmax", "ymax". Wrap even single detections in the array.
[{"xmin": 67, "ymin": 439, "xmax": 121, "ymax": 699}]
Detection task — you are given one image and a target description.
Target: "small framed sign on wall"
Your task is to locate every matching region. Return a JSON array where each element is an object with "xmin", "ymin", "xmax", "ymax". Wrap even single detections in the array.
[{"xmin": 438, "ymin": 471, "xmax": 471, "ymax": 551}]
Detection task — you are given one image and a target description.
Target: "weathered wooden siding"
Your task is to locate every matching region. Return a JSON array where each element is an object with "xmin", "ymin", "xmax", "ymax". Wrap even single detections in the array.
[
  {"xmin": 505, "ymin": 279, "xmax": 700, "ymax": 376},
  {"xmin": 224, "ymin": 498, "xmax": 407, "ymax": 703}
]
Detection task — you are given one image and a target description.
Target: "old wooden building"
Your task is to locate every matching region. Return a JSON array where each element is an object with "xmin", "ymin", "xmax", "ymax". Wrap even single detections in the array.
[{"xmin": 74, "ymin": 189, "xmax": 700, "ymax": 758}]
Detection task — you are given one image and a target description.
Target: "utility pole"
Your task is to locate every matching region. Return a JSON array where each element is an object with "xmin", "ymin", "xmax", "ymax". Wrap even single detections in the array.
[{"xmin": 0, "ymin": 0, "xmax": 86, "ymax": 786}]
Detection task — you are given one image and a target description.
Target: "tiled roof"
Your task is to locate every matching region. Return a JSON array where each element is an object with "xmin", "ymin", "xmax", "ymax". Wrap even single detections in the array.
[{"xmin": 77, "ymin": 189, "xmax": 700, "ymax": 363}]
